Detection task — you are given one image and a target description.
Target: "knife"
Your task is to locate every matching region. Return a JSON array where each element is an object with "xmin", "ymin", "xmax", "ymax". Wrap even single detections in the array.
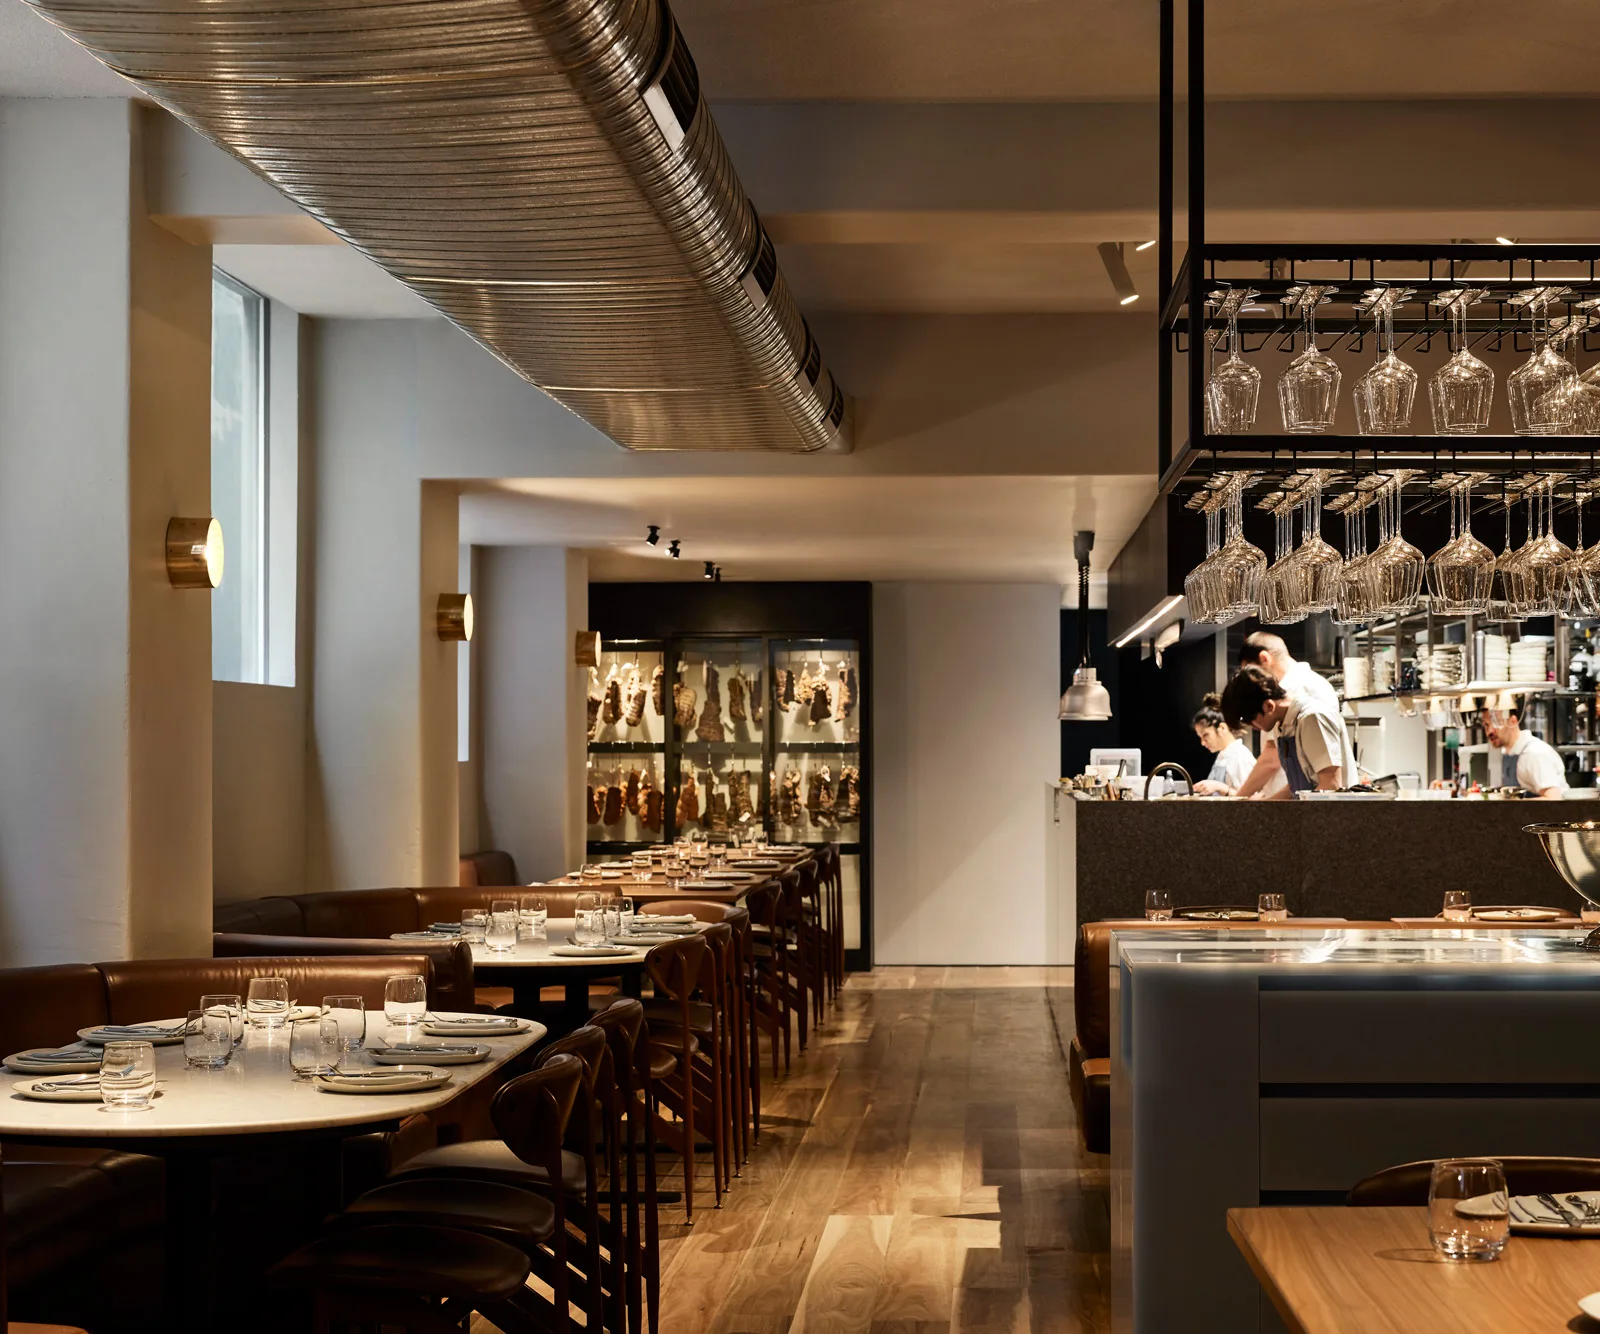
[{"xmin": 1537, "ymin": 1193, "xmax": 1584, "ymax": 1227}]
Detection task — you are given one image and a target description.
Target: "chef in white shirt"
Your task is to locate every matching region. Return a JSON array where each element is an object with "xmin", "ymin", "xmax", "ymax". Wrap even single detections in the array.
[
  {"xmin": 1485, "ymin": 708, "xmax": 1568, "ymax": 798},
  {"xmin": 1221, "ymin": 664, "xmax": 1359, "ymax": 797},
  {"xmin": 1232, "ymin": 632, "xmax": 1343, "ymax": 799}
]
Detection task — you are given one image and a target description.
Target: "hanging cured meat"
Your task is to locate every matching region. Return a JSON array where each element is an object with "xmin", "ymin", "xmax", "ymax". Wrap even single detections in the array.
[
  {"xmin": 728, "ymin": 672, "xmax": 748, "ymax": 723},
  {"xmin": 837, "ymin": 664, "xmax": 858, "ymax": 716},
  {"xmin": 586, "ymin": 670, "xmax": 603, "ymax": 738},
  {"xmin": 673, "ymin": 677, "xmax": 698, "ymax": 731},
  {"xmin": 751, "ymin": 670, "xmax": 765, "ymax": 724},
  {"xmin": 603, "ymin": 781, "xmax": 625, "ymax": 826},
  {"xmin": 795, "ymin": 666, "xmax": 815, "ymax": 705},
  {"xmin": 602, "ymin": 676, "xmax": 623, "ymax": 725},
  {"xmin": 624, "ymin": 768, "xmax": 642, "ymax": 815},
  {"xmin": 651, "ymin": 664, "xmax": 665, "ymax": 716},
  {"xmin": 709, "ymin": 785, "xmax": 729, "ymax": 833},
  {"xmin": 640, "ymin": 772, "xmax": 664, "ymax": 832},
  {"xmin": 778, "ymin": 769, "xmax": 804, "ymax": 825},
  {"xmin": 809, "ymin": 765, "xmax": 837, "ymax": 827},
  {"xmin": 838, "ymin": 765, "xmax": 862, "ymax": 820},
  {"xmin": 808, "ymin": 680, "xmax": 832, "ymax": 728},
  {"xmin": 696, "ymin": 662, "xmax": 726, "ymax": 742},
  {"xmin": 676, "ymin": 770, "xmax": 701, "ymax": 827},
  {"xmin": 624, "ymin": 669, "xmax": 648, "ymax": 727},
  {"xmin": 731, "ymin": 770, "xmax": 756, "ymax": 822},
  {"xmin": 585, "ymin": 784, "xmax": 602, "ymax": 825},
  {"xmin": 775, "ymin": 669, "xmax": 794, "ymax": 712}
]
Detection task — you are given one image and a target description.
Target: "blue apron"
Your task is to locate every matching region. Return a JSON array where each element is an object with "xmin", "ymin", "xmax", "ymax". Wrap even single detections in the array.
[{"xmin": 1278, "ymin": 733, "xmax": 1315, "ymax": 794}]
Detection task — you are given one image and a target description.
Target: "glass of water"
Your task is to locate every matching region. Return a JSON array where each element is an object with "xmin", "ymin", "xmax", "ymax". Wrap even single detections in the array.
[
  {"xmin": 1257, "ymin": 893, "xmax": 1288, "ymax": 923},
  {"xmin": 183, "ymin": 1010, "xmax": 232, "ymax": 1070},
  {"xmin": 200, "ymin": 993, "xmax": 245, "ymax": 1049},
  {"xmin": 664, "ymin": 858, "xmax": 686, "ymax": 889},
  {"xmin": 100, "ymin": 1041, "xmax": 157, "ymax": 1112},
  {"xmin": 1428, "ymin": 1158, "xmax": 1508, "ymax": 1261},
  {"xmin": 321, "ymin": 995, "xmax": 366, "ymax": 1053},
  {"xmin": 486, "ymin": 909, "xmax": 518, "ymax": 953},
  {"xmin": 520, "ymin": 895, "xmax": 548, "ymax": 941},
  {"xmin": 1442, "ymin": 889, "xmax": 1473, "ymax": 922},
  {"xmin": 384, "ymin": 975, "xmax": 428, "ymax": 1031},
  {"xmin": 460, "ymin": 909, "xmax": 486, "ymax": 944},
  {"xmin": 246, "ymin": 976, "xmax": 290, "ymax": 1030},
  {"xmin": 1144, "ymin": 889, "xmax": 1173, "ymax": 922},
  {"xmin": 289, "ymin": 1017, "xmax": 342, "ymax": 1079}
]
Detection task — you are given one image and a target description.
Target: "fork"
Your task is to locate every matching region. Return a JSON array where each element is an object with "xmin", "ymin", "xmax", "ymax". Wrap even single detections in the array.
[{"xmin": 1565, "ymin": 1194, "xmax": 1600, "ymax": 1222}]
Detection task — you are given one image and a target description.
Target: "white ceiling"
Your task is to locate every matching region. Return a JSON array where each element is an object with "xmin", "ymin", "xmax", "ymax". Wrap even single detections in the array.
[
  {"xmin": 0, "ymin": 0, "xmax": 131, "ymax": 96},
  {"xmin": 459, "ymin": 475, "xmax": 1152, "ymax": 588}
]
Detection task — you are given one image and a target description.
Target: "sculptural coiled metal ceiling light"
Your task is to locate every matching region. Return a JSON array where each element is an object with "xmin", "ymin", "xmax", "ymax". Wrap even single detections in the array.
[{"xmin": 25, "ymin": 0, "xmax": 850, "ymax": 454}]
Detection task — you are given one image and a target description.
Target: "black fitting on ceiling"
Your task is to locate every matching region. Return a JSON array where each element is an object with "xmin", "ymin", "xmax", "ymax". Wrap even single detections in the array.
[
  {"xmin": 703, "ymin": 560, "xmax": 715, "ymax": 579},
  {"xmin": 646, "ymin": 524, "xmax": 660, "ymax": 546},
  {"xmin": 668, "ymin": 539, "xmax": 681, "ymax": 558}
]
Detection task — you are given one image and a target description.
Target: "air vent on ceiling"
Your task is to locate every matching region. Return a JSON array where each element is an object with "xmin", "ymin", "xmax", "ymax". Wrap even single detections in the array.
[{"xmin": 641, "ymin": 10, "xmax": 700, "ymax": 152}]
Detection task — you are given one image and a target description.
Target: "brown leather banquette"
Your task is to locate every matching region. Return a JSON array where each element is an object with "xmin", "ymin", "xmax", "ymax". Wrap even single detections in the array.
[{"xmin": 458, "ymin": 850, "xmax": 520, "ymax": 887}]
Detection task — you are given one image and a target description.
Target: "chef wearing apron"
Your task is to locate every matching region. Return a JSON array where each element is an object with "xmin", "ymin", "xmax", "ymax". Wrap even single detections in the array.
[
  {"xmin": 1220, "ymin": 664, "xmax": 1358, "ymax": 798},
  {"xmin": 1485, "ymin": 708, "xmax": 1568, "ymax": 798}
]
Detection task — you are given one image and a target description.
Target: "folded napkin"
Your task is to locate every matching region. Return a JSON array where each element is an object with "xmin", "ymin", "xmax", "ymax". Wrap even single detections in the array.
[
  {"xmin": 325, "ymin": 1070, "xmax": 430, "ymax": 1082},
  {"xmin": 385, "ymin": 1043, "xmax": 480, "ymax": 1054},
  {"xmin": 639, "ymin": 914, "xmax": 698, "ymax": 925},
  {"xmin": 90, "ymin": 1022, "xmax": 186, "ymax": 1037},
  {"xmin": 22, "ymin": 1046, "xmax": 98, "ymax": 1064},
  {"xmin": 391, "ymin": 931, "xmax": 454, "ymax": 941},
  {"xmin": 428, "ymin": 1015, "xmax": 517, "ymax": 1027},
  {"xmin": 32, "ymin": 1075, "xmax": 101, "ymax": 1091},
  {"xmin": 427, "ymin": 923, "xmax": 465, "ymax": 933}
]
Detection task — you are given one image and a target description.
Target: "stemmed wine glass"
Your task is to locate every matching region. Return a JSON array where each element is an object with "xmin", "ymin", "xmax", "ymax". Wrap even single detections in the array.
[
  {"xmin": 1561, "ymin": 487, "xmax": 1596, "ymax": 617},
  {"xmin": 1184, "ymin": 496, "xmax": 1223, "ymax": 623},
  {"xmin": 1507, "ymin": 287, "xmax": 1577, "ymax": 435},
  {"xmin": 1426, "ymin": 476, "xmax": 1493, "ymax": 615},
  {"xmin": 1335, "ymin": 496, "xmax": 1376, "ymax": 626},
  {"xmin": 1206, "ymin": 289, "xmax": 1261, "ymax": 435},
  {"xmin": 1546, "ymin": 307, "xmax": 1600, "ymax": 435},
  {"xmin": 1487, "ymin": 485, "xmax": 1524, "ymax": 623},
  {"xmin": 1278, "ymin": 285, "xmax": 1341, "ymax": 433},
  {"xmin": 1575, "ymin": 485, "xmax": 1600, "ymax": 615},
  {"xmin": 1294, "ymin": 475, "xmax": 1342, "ymax": 612},
  {"xmin": 1259, "ymin": 501, "xmax": 1306, "ymax": 624},
  {"xmin": 1506, "ymin": 478, "xmax": 1571, "ymax": 617},
  {"xmin": 1369, "ymin": 473, "xmax": 1425, "ymax": 616},
  {"xmin": 1210, "ymin": 476, "xmax": 1267, "ymax": 616},
  {"xmin": 1354, "ymin": 288, "xmax": 1419, "ymax": 435},
  {"xmin": 1429, "ymin": 289, "xmax": 1494, "ymax": 434}
]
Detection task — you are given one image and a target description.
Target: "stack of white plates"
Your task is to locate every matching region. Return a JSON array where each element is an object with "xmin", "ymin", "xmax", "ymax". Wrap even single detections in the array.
[
  {"xmin": 1343, "ymin": 658, "xmax": 1370, "ymax": 698},
  {"xmin": 1510, "ymin": 641, "xmax": 1549, "ymax": 681},
  {"xmin": 1370, "ymin": 648, "xmax": 1395, "ymax": 693},
  {"xmin": 1481, "ymin": 632, "xmax": 1511, "ymax": 682}
]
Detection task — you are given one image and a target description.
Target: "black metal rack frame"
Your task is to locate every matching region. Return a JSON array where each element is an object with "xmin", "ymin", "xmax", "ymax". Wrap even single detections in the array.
[{"xmin": 1156, "ymin": 0, "xmax": 1600, "ymax": 500}]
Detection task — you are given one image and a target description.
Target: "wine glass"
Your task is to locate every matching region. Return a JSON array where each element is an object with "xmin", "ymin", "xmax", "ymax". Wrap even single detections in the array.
[
  {"xmin": 1290, "ymin": 474, "xmax": 1342, "ymax": 613},
  {"xmin": 1354, "ymin": 289, "xmax": 1419, "ymax": 435},
  {"xmin": 1206, "ymin": 292, "xmax": 1261, "ymax": 435},
  {"xmin": 1429, "ymin": 288, "xmax": 1494, "ymax": 434},
  {"xmin": 1184, "ymin": 501, "xmax": 1223, "ymax": 623},
  {"xmin": 1546, "ymin": 307, "xmax": 1600, "ymax": 435},
  {"xmin": 1487, "ymin": 487, "xmax": 1525, "ymax": 623},
  {"xmin": 1426, "ymin": 478, "xmax": 1493, "ymax": 615},
  {"xmin": 1508, "ymin": 479, "xmax": 1570, "ymax": 617},
  {"xmin": 1508, "ymin": 286, "xmax": 1576, "ymax": 435},
  {"xmin": 1334, "ymin": 502, "xmax": 1375, "ymax": 627},
  {"xmin": 1259, "ymin": 503, "xmax": 1305, "ymax": 624},
  {"xmin": 1370, "ymin": 475, "xmax": 1425, "ymax": 617},
  {"xmin": 1561, "ymin": 489, "xmax": 1595, "ymax": 617},
  {"xmin": 1278, "ymin": 285, "xmax": 1341, "ymax": 433},
  {"xmin": 1211, "ymin": 477, "xmax": 1267, "ymax": 616}
]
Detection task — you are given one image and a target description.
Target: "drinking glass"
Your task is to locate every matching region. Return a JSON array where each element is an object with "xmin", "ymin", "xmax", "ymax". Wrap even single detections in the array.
[
  {"xmin": 581, "ymin": 862, "xmax": 604, "ymax": 882},
  {"xmin": 1207, "ymin": 299, "xmax": 1261, "ymax": 434},
  {"xmin": 519, "ymin": 894, "xmax": 548, "ymax": 942},
  {"xmin": 1508, "ymin": 287, "xmax": 1576, "ymax": 435},
  {"xmin": 383, "ymin": 975, "xmax": 427, "ymax": 1030},
  {"xmin": 486, "ymin": 908, "xmax": 518, "ymax": 953},
  {"xmin": 289, "ymin": 1017, "xmax": 341, "ymax": 1080},
  {"xmin": 1370, "ymin": 475, "xmax": 1425, "ymax": 617},
  {"xmin": 1290, "ymin": 477, "xmax": 1342, "ymax": 614},
  {"xmin": 1259, "ymin": 504, "xmax": 1306, "ymax": 625},
  {"xmin": 1278, "ymin": 284, "xmax": 1341, "ymax": 433},
  {"xmin": 1561, "ymin": 492, "xmax": 1596, "ymax": 617},
  {"xmin": 1334, "ymin": 501, "xmax": 1378, "ymax": 626},
  {"xmin": 1427, "ymin": 479, "xmax": 1493, "ymax": 615},
  {"xmin": 321, "ymin": 995, "xmax": 366, "ymax": 1053},
  {"xmin": 663, "ymin": 858, "xmax": 687, "ymax": 889},
  {"xmin": 246, "ymin": 976, "xmax": 290, "ymax": 1030},
  {"xmin": 1442, "ymin": 889, "xmax": 1473, "ymax": 922},
  {"xmin": 200, "ymin": 993, "xmax": 245, "ymax": 1049},
  {"xmin": 1487, "ymin": 491, "xmax": 1525, "ymax": 622},
  {"xmin": 1144, "ymin": 889, "xmax": 1173, "ymax": 922},
  {"xmin": 183, "ymin": 1009, "xmax": 232, "ymax": 1069},
  {"xmin": 1545, "ymin": 312, "xmax": 1600, "ymax": 434},
  {"xmin": 1428, "ymin": 1158, "xmax": 1508, "ymax": 1261},
  {"xmin": 1353, "ymin": 293, "xmax": 1418, "ymax": 435},
  {"xmin": 1429, "ymin": 289, "xmax": 1494, "ymax": 434},
  {"xmin": 460, "ymin": 909, "xmax": 486, "ymax": 945},
  {"xmin": 100, "ymin": 1041, "xmax": 156, "ymax": 1112},
  {"xmin": 1506, "ymin": 481, "xmax": 1569, "ymax": 618},
  {"xmin": 1257, "ymin": 893, "xmax": 1287, "ymax": 923},
  {"xmin": 1212, "ymin": 478, "xmax": 1267, "ymax": 618},
  {"xmin": 1184, "ymin": 503, "xmax": 1224, "ymax": 623}
]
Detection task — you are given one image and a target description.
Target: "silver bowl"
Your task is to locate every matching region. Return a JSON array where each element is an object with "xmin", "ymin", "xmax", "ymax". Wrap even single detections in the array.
[{"xmin": 1525, "ymin": 822, "xmax": 1600, "ymax": 948}]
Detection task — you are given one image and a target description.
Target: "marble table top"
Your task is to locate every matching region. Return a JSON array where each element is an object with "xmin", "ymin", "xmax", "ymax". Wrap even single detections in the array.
[
  {"xmin": 0, "ymin": 1011, "xmax": 545, "ymax": 1139},
  {"xmin": 1112, "ymin": 926, "xmax": 1600, "ymax": 972}
]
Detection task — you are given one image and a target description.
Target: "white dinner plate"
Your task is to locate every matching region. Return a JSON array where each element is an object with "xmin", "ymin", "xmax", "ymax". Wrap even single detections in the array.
[
  {"xmin": 551, "ymin": 944, "xmax": 642, "ymax": 958},
  {"xmin": 4, "ymin": 1047, "xmax": 102, "ymax": 1075},
  {"xmin": 1458, "ymin": 1191, "xmax": 1600, "ymax": 1235},
  {"xmin": 1579, "ymin": 1291, "xmax": 1600, "ymax": 1320},
  {"xmin": 730, "ymin": 859, "xmax": 781, "ymax": 869},
  {"xmin": 615, "ymin": 933, "xmax": 688, "ymax": 946},
  {"xmin": 1472, "ymin": 907, "xmax": 1567, "ymax": 923},
  {"xmin": 370, "ymin": 1043, "xmax": 490, "ymax": 1066},
  {"xmin": 701, "ymin": 870, "xmax": 755, "ymax": 881},
  {"xmin": 12, "ymin": 1075, "xmax": 108, "ymax": 1102},
  {"xmin": 391, "ymin": 931, "xmax": 458, "ymax": 941},
  {"xmin": 420, "ymin": 1019, "xmax": 533, "ymax": 1038},
  {"xmin": 315, "ymin": 1066, "xmax": 452, "ymax": 1095},
  {"xmin": 78, "ymin": 1022, "xmax": 189, "ymax": 1047}
]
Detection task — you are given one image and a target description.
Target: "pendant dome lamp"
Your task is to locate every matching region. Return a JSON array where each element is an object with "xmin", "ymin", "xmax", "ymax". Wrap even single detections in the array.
[{"xmin": 1060, "ymin": 530, "xmax": 1113, "ymax": 722}]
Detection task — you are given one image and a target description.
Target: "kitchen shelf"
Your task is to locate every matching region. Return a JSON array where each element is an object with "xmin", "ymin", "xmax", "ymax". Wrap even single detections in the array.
[
  {"xmin": 588, "ymin": 741, "xmax": 666, "ymax": 754},
  {"xmin": 1394, "ymin": 680, "xmax": 1557, "ymax": 702}
]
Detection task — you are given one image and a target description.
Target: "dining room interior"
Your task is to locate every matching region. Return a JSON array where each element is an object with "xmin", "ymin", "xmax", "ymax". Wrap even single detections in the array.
[{"xmin": 6, "ymin": 0, "xmax": 1600, "ymax": 1331}]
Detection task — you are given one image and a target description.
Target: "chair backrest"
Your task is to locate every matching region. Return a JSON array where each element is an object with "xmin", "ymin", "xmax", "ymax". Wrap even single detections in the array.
[
  {"xmin": 1349, "ymin": 1156, "xmax": 1600, "ymax": 1207},
  {"xmin": 591, "ymin": 999, "xmax": 644, "ymax": 1097},
  {"xmin": 640, "ymin": 900, "xmax": 734, "ymax": 923},
  {"xmin": 492, "ymin": 1052, "xmax": 585, "ymax": 1167},
  {"xmin": 744, "ymin": 882, "xmax": 781, "ymax": 932},
  {"xmin": 645, "ymin": 934, "xmax": 708, "ymax": 1002},
  {"xmin": 777, "ymin": 868, "xmax": 803, "ymax": 922}
]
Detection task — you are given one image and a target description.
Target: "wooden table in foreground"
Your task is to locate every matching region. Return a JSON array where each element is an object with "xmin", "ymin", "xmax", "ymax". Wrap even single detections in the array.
[{"xmin": 1228, "ymin": 1206, "xmax": 1600, "ymax": 1333}]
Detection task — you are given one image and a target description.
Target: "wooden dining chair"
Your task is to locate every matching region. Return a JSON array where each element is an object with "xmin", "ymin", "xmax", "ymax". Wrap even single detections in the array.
[
  {"xmin": 643, "ymin": 934, "xmax": 711, "ymax": 1222},
  {"xmin": 744, "ymin": 881, "xmax": 791, "ymax": 1080},
  {"xmin": 591, "ymin": 999, "xmax": 655, "ymax": 1334}
]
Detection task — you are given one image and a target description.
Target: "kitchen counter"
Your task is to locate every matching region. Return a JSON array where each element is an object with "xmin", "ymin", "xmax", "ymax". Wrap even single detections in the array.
[
  {"xmin": 1051, "ymin": 792, "xmax": 1595, "ymax": 944},
  {"xmin": 1109, "ymin": 926, "xmax": 1600, "ymax": 1333}
]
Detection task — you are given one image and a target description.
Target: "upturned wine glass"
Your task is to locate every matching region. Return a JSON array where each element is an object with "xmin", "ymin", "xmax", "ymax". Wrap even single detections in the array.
[
  {"xmin": 1211, "ymin": 479, "xmax": 1267, "ymax": 616},
  {"xmin": 1370, "ymin": 476, "xmax": 1425, "ymax": 616},
  {"xmin": 1508, "ymin": 287, "xmax": 1577, "ymax": 435},
  {"xmin": 1334, "ymin": 502, "xmax": 1376, "ymax": 626},
  {"xmin": 1428, "ymin": 289, "xmax": 1494, "ymax": 434},
  {"xmin": 1545, "ymin": 308, "xmax": 1600, "ymax": 435},
  {"xmin": 1507, "ymin": 480, "xmax": 1571, "ymax": 617},
  {"xmin": 1259, "ymin": 504, "xmax": 1306, "ymax": 624},
  {"xmin": 1290, "ymin": 475, "xmax": 1342, "ymax": 613},
  {"xmin": 1184, "ymin": 502, "xmax": 1223, "ymax": 623},
  {"xmin": 1207, "ymin": 301, "xmax": 1261, "ymax": 435},
  {"xmin": 1426, "ymin": 478, "xmax": 1493, "ymax": 615},
  {"xmin": 1486, "ymin": 490, "xmax": 1524, "ymax": 623},
  {"xmin": 1561, "ymin": 490, "xmax": 1596, "ymax": 616},
  {"xmin": 1354, "ymin": 292, "xmax": 1419, "ymax": 435},
  {"xmin": 1278, "ymin": 285, "xmax": 1341, "ymax": 433}
]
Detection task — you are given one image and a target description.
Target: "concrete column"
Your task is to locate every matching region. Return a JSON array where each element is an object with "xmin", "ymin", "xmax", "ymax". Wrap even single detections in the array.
[
  {"xmin": 0, "ymin": 101, "xmax": 213, "ymax": 964},
  {"xmin": 477, "ymin": 546, "xmax": 589, "ymax": 882},
  {"xmin": 305, "ymin": 321, "xmax": 460, "ymax": 889}
]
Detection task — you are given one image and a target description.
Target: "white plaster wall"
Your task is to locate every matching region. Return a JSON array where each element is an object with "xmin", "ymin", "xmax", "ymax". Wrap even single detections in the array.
[{"xmin": 872, "ymin": 582, "xmax": 1061, "ymax": 964}]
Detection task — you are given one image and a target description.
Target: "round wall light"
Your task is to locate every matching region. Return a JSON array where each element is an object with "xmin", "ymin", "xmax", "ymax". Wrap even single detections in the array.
[
  {"xmin": 166, "ymin": 517, "xmax": 224, "ymax": 589},
  {"xmin": 437, "ymin": 592, "xmax": 475, "ymax": 642}
]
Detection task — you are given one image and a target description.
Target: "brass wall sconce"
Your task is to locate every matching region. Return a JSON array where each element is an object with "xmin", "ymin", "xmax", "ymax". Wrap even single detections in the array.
[
  {"xmin": 437, "ymin": 592, "xmax": 474, "ymax": 642},
  {"xmin": 575, "ymin": 630, "xmax": 602, "ymax": 666},
  {"xmin": 166, "ymin": 517, "xmax": 224, "ymax": 589}
]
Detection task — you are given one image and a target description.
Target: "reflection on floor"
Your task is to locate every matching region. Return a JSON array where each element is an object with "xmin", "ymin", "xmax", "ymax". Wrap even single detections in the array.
[{"xmin": 477, "ymin": 965, "xmax": 1108, "ymax": 1334}]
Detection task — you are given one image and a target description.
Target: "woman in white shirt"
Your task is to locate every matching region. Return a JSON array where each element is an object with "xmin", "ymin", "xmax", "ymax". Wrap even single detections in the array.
[{"xmin": 1192, "ymin": 693, "xmax": 1255, "ymax": 795}]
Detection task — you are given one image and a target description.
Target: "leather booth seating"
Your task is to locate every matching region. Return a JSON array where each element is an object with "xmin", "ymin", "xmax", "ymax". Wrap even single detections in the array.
[
  {"xmin": 1069, "ymin": 917, "xmax": 1557, "ymax": 1155},
  {"xmin": 458, "ymin": 850, "xmax": 520, "ymax": 887},
  {"xmin": 0, "ymin": 953, "xmax": 448, "ymax": 1332}
]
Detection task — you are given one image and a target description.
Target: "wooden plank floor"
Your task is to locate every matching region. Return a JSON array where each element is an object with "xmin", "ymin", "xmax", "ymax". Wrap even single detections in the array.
[{"xmin": 643, "ymin": 965, "xmax": 1109, "ymax": 1334}]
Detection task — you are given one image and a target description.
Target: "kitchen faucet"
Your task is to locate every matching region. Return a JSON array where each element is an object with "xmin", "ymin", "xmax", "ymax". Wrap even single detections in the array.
[{"xmin": 1144, "ymin": 761, "xmax": 1194, "ymax": 801}]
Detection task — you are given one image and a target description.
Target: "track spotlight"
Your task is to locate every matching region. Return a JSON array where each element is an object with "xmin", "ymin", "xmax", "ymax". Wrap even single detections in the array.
[
  {"xmin": 714, "ymin": 567, "xmax": 723, "ymax": 583},
  {"xmin": 1097, "ymin": 241, "xmax": 1140, "ymax": 305},
  {"xmin": 1134, "ymin": 239, "xmax": 1156, "ymax": 252},
  {"xmin": 704, "ymin": 560, "xmax": 716, "ymax": 580},
  {"xmin": 668, "ymin": 539, "xmax": 681, "ymax": 559},
  {"xmin": 646, "ymin": 524, "xmax": 660, "ymax": 546}
]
